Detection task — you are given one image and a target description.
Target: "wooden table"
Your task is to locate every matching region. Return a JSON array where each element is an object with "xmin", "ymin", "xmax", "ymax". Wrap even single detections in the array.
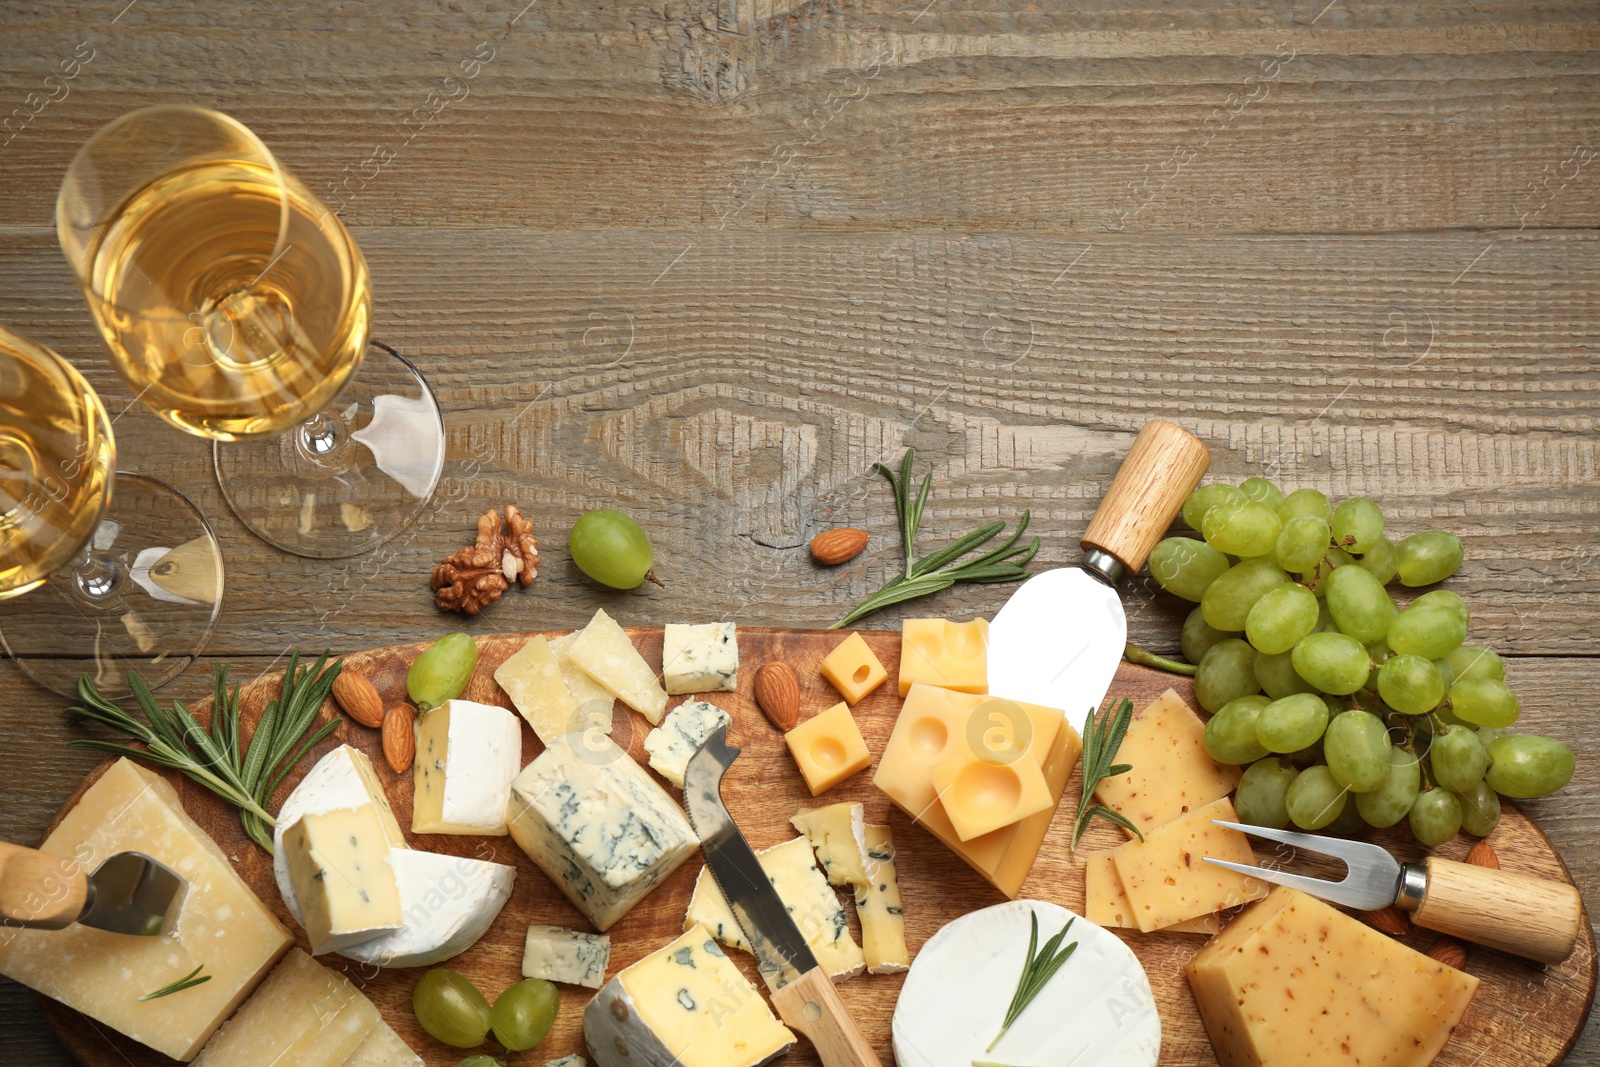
[{"xmin": 0, "ymin": 1, "xmax": 1595, "ymax": 1062}]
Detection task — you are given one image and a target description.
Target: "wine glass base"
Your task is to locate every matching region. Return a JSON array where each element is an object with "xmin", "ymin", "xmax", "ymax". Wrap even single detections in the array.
[
  {"xmin": 0, "ymin": 473, "xmax": 223, "ymax": 699},
  {"xmin": 214, "ymin": 341, "xmax": 444, "ymax": 559}
]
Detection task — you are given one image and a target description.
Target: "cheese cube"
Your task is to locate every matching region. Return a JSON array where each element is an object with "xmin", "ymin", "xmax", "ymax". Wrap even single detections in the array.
[
  {"xmin": 584, "ymin": 925, "xmax": 795, "ymax": 1067},
  {"xmin": 784, "ymin": 700, "xmax": 872, "ymax": 795},
  {"xmin": 662, "ymin": 621, "xmax": 738, "ymax": 694},
  {"xmin": 344, "ymin": 1021, "xmax": 424, "ymax": 1067},
  {"xmin": 684, "ymin": 837, "xmax": 866, "ymax": 981},
  {"xmin": 643, "ymin": 698, "xmax": 732, "ymax": 788},
  {"xmin": 1093, "ymin": 688, "xmax": 1241, "ymax": 837},
  {"xmin": 547, "ymin": 630, "xmax": 618, "ymax": 724},
  {"xmin": 790, "ymin": 802, "xmax": 870, "ymax": 885},
  {"xmin": 496, "ymin": 635, "xmax": 596, "ymax": 744},
  {"xmin": 281, "ymin": 805, "xmax": 403, "ymax": 954},
  {"xmin": 1186, "ymin": 886, "xmax": 1479, "ymax": 1066},
  {"xmin": 857, "ymin": 824, "xmax": 910, "ymax": 974},
  {"xmin": 507, "ymin": 735, "xmax": 698, "ymax": 931},
  {"xmin": 192, "ymin": 949, "xmax": 381, "ymax": 1067},
  {"xmin": 819, "ymin": 631, "xmax": 889, "ymax": 704},
  {"xmin": 413, "ymin": 698, "xmax": 523, "ymax": 835},
  {"xmin": 1082, "ymin": 851, "xmax": 1219, "ymax": 935},
  {"xmin": 0, "ymin": 759, "xmax": 290, "ymax": 1061},
  {"xmin": 523, "ymin": 924, "xmax": 611, "ymax": 988},
  {"xmin": 568, "ymin": 608, "xmax": 668, "ymax": 723},
  {"xmin": 1111, "ymin": 796, "xmax": 1268, "ymax": 932},
  {"xmin": 898, "ymin": 617, "xmax": 988, "ymax": 696},
  {"xmin": 929, "ymin": 740, "xmax": 1054, "ymax": 841}
]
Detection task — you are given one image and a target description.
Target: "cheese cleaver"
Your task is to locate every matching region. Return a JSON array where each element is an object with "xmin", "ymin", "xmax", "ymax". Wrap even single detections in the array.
[
  {"xmin": 0, "ymin": 840, "xmax": 186, "ymax": 936},
  {"xmin": 988, "ymin": 420, "xmax": 1211, "ymax": 734},
  {"xmin": 682, "ymin": 726, "xmax": 884, "ymax": 1067}
]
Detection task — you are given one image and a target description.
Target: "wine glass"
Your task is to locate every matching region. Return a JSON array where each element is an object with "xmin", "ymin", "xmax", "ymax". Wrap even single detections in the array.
[
  {"xmin": 56, "ymin": 106, "xmax": 444, "ymax": 559},
  {"xmin": 0, "ymin": 324, "xmax": 222, "ymax": 697}
]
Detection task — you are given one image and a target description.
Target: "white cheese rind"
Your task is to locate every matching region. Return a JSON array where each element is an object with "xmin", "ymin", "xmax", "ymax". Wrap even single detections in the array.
[
  {"xmin": 412, "ymin": 698, "xmax": 523, "ymax": 835},
  {"xmin": 567, "ymin": 608, "xmax": 668, "ymax": 723},
  {"xmin": 523, "ymin": 924, "xmax": 612, "ymax": 989},
  {"xmin": 661, "ymin": 622, "xmax": 738, "ymax": 694},
  {"xmin": 643, "ymin": 699, "xmax": 732, "ymax": 788}
]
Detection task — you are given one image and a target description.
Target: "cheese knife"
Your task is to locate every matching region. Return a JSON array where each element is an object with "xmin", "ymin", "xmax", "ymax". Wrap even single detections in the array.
[
  {"xmin": 988, "ymin": 420, "xmax": 1211, "ymax": 733},
  {"xmin": 683, "ymin": 726, "xmax": 884, "ymax": 1067},
  {"xmin": 0, "ymin": 840, "xmax": 186, "ymax": 936}
]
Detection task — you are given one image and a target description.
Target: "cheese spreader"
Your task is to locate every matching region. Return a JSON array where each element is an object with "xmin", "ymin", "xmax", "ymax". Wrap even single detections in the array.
[
  {"xmin": 0, "ymin": 840, "xmax": 186, "ymax": 937},
  {"xmin": 1205, "ymin": 820, "xmax": 1583, "ymax": 964},
  {"xmin": 988, "ymin": 420, "xmax": 1211, "ymax": 734}
]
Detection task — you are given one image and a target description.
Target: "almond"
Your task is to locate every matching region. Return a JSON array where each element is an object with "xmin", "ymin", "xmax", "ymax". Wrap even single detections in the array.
[
  {"xmin": 1428, "ymin": 936, "xmax": 1469, "ymax": 970},
  {"xmin": 1466, "ymin": 840, "xmax": 1500, "ymax": 869},
  {"xmin": 810, "ymin": 528, "xmax": 869, "ymax": 566},
  {"xmin": 332, "ymin": 669, "xmax": 385, "ymax": 728},
  {"xmin": 382, "ymin": 703, "xmax": 416, "ymax": 773},
  {"xmin": 1362, "ymin": 905, "xmax": 1410, "ymax": 937},
  {"xmin": 753, "ymin": 663, "xmax": 801, "ymax": 732}
]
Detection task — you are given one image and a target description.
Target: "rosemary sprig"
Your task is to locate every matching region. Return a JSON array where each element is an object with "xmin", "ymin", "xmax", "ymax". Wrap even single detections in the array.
[
  {"xmin": 1070, "ymin": 695, "xmax": 1143, "ymax": 850},
  {"xmin": 139, "ymin": 964, "xmax": 211, "ymax": 1001},
  {"xmin": 67, "ymin": 651, "xmax": 344, "ymax": 854},
  {"xmin": 988, "ymin": 911, "xmax": 1079, "ymax": 1052},
  {"xmin": 830, "ymin": 448, "xmax": 1039, "ymax": 628}
]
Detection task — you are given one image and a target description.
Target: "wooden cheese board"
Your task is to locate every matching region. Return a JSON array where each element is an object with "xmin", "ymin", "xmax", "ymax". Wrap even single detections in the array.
[{"xmin": 36, "ymin": 628, "xmax": 1598, "ymax": 1067}]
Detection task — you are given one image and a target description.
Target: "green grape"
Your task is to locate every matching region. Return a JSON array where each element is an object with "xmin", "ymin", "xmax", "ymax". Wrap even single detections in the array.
[
  {"xmin": 1324, "ymin": 796, "xmax": 1370, "ymax": 836},
  {"xmin": 1412, "ymin": 589, "xmax": 1469, "ymax": 627},
  {"xmin": 1290, "ymin": 632, "xmax": 1371, "ymax": 695},
  {"xmin": 1432, "ymin": 657, "xmax": 1455, "ymax": 691},
  {"xmin": 407, "ymin": 632, "xmax": 479, "ymax": 713},
  {"xmin": 1323, "ymin": 565, "xmax": 1395, "ymax": 643},
  {"xmin": 1182, "ymin": 483, "xmax": 1246, "ymax": 531},
  {"xmin": 1474, "ymin": 725, "xmax": 1511, "ymax": 749},
  {"xmin": 489, "ymin": 978, "xmax": 559, "ymax": 1051},
  {"xmin": 1203, "ymin": 695, "xmax": 1272, "ymax": 764},
  {"xmin": 1244, "ymin": 583, "xmax": 1320, "ymax": 655},
  {"xmin": 1396, "ymin": 531, "xmax": 1463, "ymax": 587},
  {"xmin": 413, "ymin": 969, "xmax": 492, "ymax": 1049},
  {"xmin": 1457, "ymin": 780, "xmax": 1502, "ymax": 837},
  {"xmin": 1376, "ymin": 654, "xmax": 1444, "ymax": 716},
  {"xmin": 1234, "ymin": 758, "xmax": 1297, "ymax": 829},
  {"xmin": 1239, "ymin": 476, "xmax": 1285, "ymax": 508},
  {"xmin": 1354, "ymin": 535, "xmax": 1399, "ymax": 585},
  {"xmin": 1201, "ymin": 557, "xmax": 1290, "ymax": 631},
  {"xmin": 1181, "ymin": 606, "xmax": 1238, "ymax": 664},
  {"xmin": 1331, "ymin": 497, "xmax": 1384, "ymax": 554},
  {"xmin": 1301, "ymin": 547, "xmax": 1355, "ymax": 598},
  {"xmin": 1286, "ymin": 738, "xmax": 1325, "ymax": 767},
  {"xmin": 571, "ymin": 509, "xmax": 656, "ymax": 589},
  {"xmin": 458, "ymin": 1059, "xmax": 501, "ymax": 1067},
  {"xmin": 1446, "ymin": 645, "xmax": 1504, "ymax": 683},
  {"xmin": 1285, "ymin": 766, "xmax": 1347, "ymax": 830},
  {"xmin": 1386, "ymin": 605, "xmax": 1466, "ymax": 659},
  {"xmin": 1255, "ymin": 693, "xmax": 1329, "ymax": 754},
  {"xmin": 1322, "ymin": 693, "xmax": 1350, "ymax": 717},
  {"xmin": 1274, "ymin": 515, "xmax": 1332, "ymax": 573},
  {"xmin": 1323, "ymin": 710, "xmax": 1391, "ymax": 792},
  {"xmin": 1202, "ymin": 498, "xmax": 1283, "ymax": 558},
  {"xmin": 1430, "ymin": 726, "xmax": 1488, "ymax": 792},
  {"xmin": 1313, "ymin": 601, "xmax": 1338, "ymax": 633},
  {"xmin": 1195, "ymin": 638, "xmax": 1261, "ymax": 713},
  {"xmin": 1254, "ymin": 649, "xmax": 1317, "ymax": 699},
  {"xmin": 1278, "ymin": 488, "xmax": 1334, "ymax": 525},
  {"xmin": 1485, "ymin": 735, "xmax": 1575, "ymax": 798},
  {"xmin": 1449, "ymin": 677, "xmax": 1519, "ymax": 728},
  {"xmin": 1408, "ymin": 789, "xmax": 1463, "ymax": 845},
  {"xmin": 1148, "ymin": 537, "xmax": 1232, "ymax": 602},
  {"xmin": 1355, "ymin": 748, "xmax": 1422, "ymax": 828}
]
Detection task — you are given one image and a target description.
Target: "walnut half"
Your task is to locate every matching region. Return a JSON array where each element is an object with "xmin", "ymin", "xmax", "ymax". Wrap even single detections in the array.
[{"xmin": 432, "ymin": 505, "xmax": 540, "ymax": 614}]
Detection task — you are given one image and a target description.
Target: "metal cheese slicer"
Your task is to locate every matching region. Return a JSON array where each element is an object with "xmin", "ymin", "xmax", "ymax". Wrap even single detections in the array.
[
  {"xmin": 1204, "ymin": 820, "xmax": 1582, "ymax": 965},
  {"xmin": 0, "ymin": 841, "xmax": 187, "ymax": 937}
]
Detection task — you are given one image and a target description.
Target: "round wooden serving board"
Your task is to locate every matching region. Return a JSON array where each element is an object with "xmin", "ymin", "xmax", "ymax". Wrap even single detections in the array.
[{"xmin": 37, "ymin": 629, "xmax": 1598, "ymax": 1067}]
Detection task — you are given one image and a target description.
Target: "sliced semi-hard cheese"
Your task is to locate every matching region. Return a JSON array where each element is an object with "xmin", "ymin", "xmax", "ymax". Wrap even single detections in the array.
[
  {"xmin": 524, "ymin": 924, "xmax": 611, "ymax": 988},
  {"xmin": 898, "ymin": 617, "xmax": 989, "ymax": 696},
  {"xmin": 344, "ymin": 1020, "xmax": 424, "ymax": 1067},
  {"xmin": 857, "ymin": 824, "xmax": 910, "ymax": 974},
  {"xmin": 643, "ymin": 698, "xmax": 731, "ymax": 788},
  {"xmin": 1093, "ymin": 688, "xmax": 1241, "ymax": 838},
  {"xmin": 1186, "ymin": 886, "xmax": 1479, "ymax": 1066},
  {"xmin": 790, "ymin": 802, "xmax": 870, "ymax": 885},
  {"xmin": 548, "ymin": 630, "xmax": 618, "ymax": 724},
  {"xmin": 662, "ymin": 621, "xmax": 738, "ymax": 694},
  {"xmin": 1082, "ymin": 852, "xmax": 1219, "ymax": 936},
  {"xmin": 507, "ymin": 734, "xmax": 698, "ymax": 931},
  {"xmin": 1111, "ymin": 796, "xmax": 1267, "ymax": 932},
  {"xmin": 413, "ymin": 698, "xmax": 523, "ymax": 835},
  {"xmin": 568, "ymin": 608, "xmax": 668, "ymax": 723},
  {"xmin": 192, "ymin": 949, "xmax": 381, "ymax": 1067},
  {"xmin": 684, "ymin": 836, "xmax": 866, "ymax": 981},
  {"xmin": 496, "ymin": 635, "xmax": 587, "ymax": 743},
  {"xmin": 584, "ymin": 925, "xmax": 795, "ymax": 1067},
  {"xmin": 0, "ymin": 759, "xmax": 290, "ymax": 1061},
  {"xmin": 281, "ymin": 805, "xmax": 403, "ymax": 954}
]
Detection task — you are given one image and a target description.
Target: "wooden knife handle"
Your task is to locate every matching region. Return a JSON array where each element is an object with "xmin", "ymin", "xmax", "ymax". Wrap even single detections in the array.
[
  {"xmin": 0, "ymin": 840, "xmax": 88, "ymax": 930},
  {"xmin": 1081, "ymin": 420, "xmax": 1211, "ymax": 576},
  {"xmin": 772, "ymin": 967, "xmax": 885, "ymax": 1067},
  {"xmin": 1411, "ymin": 856, "xmax": 1583, "ymax": 965}
]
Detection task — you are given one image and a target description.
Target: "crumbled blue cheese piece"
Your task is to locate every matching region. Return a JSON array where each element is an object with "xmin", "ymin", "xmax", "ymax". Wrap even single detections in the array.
[
  {"xmin": 662, "ymin": 622, "xmax": 738, "ymax": 695},
  {"xmin": 643, "ymin": 699, "xmax": 733, "ymax": 788}
]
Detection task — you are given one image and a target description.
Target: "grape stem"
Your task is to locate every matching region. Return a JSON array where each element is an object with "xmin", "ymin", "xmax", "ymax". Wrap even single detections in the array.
[
  {"xmin": 1121, "ymin": 643, "xmax": 1197, "ymax": 676},
  {"xmin": 644, "ymin": 569, "xmax": 665, "ymax": 588}
]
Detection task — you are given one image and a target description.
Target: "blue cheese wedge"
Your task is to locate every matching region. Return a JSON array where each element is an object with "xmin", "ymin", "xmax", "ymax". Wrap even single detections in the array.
[
  {"xmin": 568, "ymin": 608, "xmax": 669, "ymax": 724},
  {"xmin": 662, "ymin": 622, "xmax": 738, "ymax": 695},
  {"xmin": 643, "ymin": 699, "xmax": 732, "ymax": 788},
  {"xmin": 413, "ymin": 698, "xmax": 523, "ymax": 835},
  {"xmin": 507, "ymin": 735, "xmax": 698, "ymax": 931},
  {"xmin": 523, "ymin": 925, "xmax": 611, "ymax": 989},
  {"xmin": 790, "ymin": 802, "xmax": 870, "ymax": 886},
  {"xmin": 857, "ymin": 824, "xmax": 910, "ymax": 974}
]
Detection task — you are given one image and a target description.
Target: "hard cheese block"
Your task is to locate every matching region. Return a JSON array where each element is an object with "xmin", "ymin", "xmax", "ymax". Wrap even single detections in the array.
[
  {"xmin": 1111, "ymin": 796, "xmax": 1267, "ymax": 932},
  {"xmin": 1186, "ymin": 886, "xmax": 1479, "ymax": 1066},
  {"xmin": 413, "ymin": 698, "xmax": 523, "ymax": 835},
  {"xmin": 643, "ymin": 698, "xmax": 732, "ymax": 788},
  {"xmin": 1083, "ymin": 852, "xmax": 1220, "ymax": 936},
  {"xmin": 684, "ymin": 836, "xmax": 866, "ymax": 981},
  {"xmin": 898, "ymin": 617, "xmax": 989, "ymax": 696},
  {"xmin": 790, "ymin": 802, "xmax": 870, "ymax": 885},
  {"xmin": 524, "ymin": 924, "xmax": 612, "ymax": 989},
  {"xmin": 928, "ymin": 739, "xmax": 1054, "ymax": 841},
  {"xmin": 0, "ymin": 759, "xmax": 290, "ymax": 1061},
  {"xmin": 496, "ymin": 635, "xmax": 584, "ymax": 743},
  {"xmin": 584, "ymin": 925, "xmax": 795, "ymax": 1067},
  {"xmin": 857, "ymin": 824, "xmax": 910, "ymax": 974},
  {"xmin": 1093, "ymin": 688, "xmax": 1241, "ymax": 837},
  {"xmin": 192, "ymin": 949, "xmax": 382, "ymax": 1067},
  {"xmin": 548, "ymin": 630, "xmax": 619, "ymax": 723},
  {"xmin": 507, "ymin": 734, "xmax": 698, "ymax": 931},
  {"xmin": 568, "ymin": 608, "xmax": 668, "ymax": 723},
  {"xmin": 281, "ymin": 804, "xmax": 403, "ymax": 954},
  {"xmin": 662, "ymin": 621, "xmax": 738, "ymax": 694}
]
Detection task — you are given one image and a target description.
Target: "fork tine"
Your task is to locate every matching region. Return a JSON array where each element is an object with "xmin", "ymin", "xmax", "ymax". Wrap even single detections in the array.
[
  {"xmin": 1201, "ymin": 857, "xmax": 1380, "ymax": 907},
  {"xmin": 1208, "ymin": 820, "xmax": 1401, "ymax": 910},
  {"xmin": 1211, "ymin": 819, "xmax": 1367, "ymax": 860}
]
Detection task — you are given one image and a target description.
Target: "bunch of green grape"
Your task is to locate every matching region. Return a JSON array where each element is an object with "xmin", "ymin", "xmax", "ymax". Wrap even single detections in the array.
[{"xmin": 1148, "ymin": 478, "xmax": 1575, "ymax": 846}]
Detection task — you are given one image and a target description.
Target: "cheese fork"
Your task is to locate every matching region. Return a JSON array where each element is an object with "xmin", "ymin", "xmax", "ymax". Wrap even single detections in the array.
[
  {"xmin": 0, "ymin": 840, "xmax": 186, "ymax": 936},
  {"xmin": 1203, "ymin": 820, "xmax": 1583, "ymax": 964}
]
